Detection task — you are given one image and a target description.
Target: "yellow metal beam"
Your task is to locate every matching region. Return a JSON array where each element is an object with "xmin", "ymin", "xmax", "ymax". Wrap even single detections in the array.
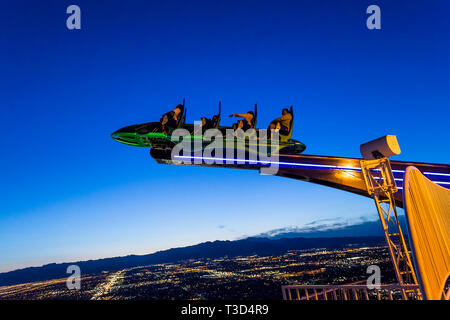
[{"xmin": 403, "ymin": 167, "xmax": 450, "ymax": 300}]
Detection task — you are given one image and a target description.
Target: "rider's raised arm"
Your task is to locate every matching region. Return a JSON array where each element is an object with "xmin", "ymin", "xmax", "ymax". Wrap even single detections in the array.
[{"xmin": 230, "ymin": 113, "xmax": 247, "ymax": 118}]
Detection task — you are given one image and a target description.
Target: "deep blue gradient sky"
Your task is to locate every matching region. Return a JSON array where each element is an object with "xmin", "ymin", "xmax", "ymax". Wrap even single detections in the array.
[{"xmin": 1, "ymin": 1, "xmax": 449, "ymax": 272}]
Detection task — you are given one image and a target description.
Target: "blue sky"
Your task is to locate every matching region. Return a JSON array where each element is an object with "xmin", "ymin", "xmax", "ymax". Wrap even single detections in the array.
[{"xmin": 0, "ymin": 0, "xmax": 449, "ymax": 272}]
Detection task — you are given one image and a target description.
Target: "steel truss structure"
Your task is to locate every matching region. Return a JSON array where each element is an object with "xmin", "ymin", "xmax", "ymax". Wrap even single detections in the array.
[
  {"xmin": 282, "ymin": 157, "xmax": 423, "ymax": 300},
  {"xmin": 360, "ymin": 158, "xmax": 420, "ymax": 299}
]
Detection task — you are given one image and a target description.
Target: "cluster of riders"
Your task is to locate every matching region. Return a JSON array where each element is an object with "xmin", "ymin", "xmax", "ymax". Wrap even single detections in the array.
[{"xmin": 156, "ymin": 104, "xmax": 292, "ymax": 138}]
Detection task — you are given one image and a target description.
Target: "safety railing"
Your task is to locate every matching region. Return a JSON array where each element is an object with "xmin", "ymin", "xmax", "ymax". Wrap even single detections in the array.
[{"xmin": 282, "ymin": 282, "xmax": 422, "ymax": 300}]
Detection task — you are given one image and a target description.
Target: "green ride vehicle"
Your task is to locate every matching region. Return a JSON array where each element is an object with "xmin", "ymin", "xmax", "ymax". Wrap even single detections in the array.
[{"xmin": 111, "ymin": 100, "xmax": 306, "ymax": 160}]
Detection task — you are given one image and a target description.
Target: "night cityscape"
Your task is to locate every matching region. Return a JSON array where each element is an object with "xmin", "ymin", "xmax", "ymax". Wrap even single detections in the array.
[{"xmin": 0, "ymin": 245, "xmax": 395, "ymax": 300}]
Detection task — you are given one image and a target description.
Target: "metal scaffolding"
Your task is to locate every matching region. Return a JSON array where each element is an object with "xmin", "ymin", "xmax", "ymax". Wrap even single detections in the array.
[{"xmin": 360, "ymin": 157, "xmax": 420, "ymax": 300}]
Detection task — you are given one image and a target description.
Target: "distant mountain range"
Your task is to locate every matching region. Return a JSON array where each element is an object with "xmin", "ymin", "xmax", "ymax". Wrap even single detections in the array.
[
  {"xmin": 250, "ymin": 215, "xmax": 407, "ymax": 239},
  {"xmin": 0, "ymin": 216, "xmax": 400, "ymax": 287},
  {"xmin": 0, "ymin": 236, "xmax": 385, "ymax": 287}
]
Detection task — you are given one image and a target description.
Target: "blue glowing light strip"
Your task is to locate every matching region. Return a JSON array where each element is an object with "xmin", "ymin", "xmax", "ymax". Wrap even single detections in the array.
[
  {"xmin": 423, "ymin": 171, "xmax": 450, "ymax": 177},
  {"xmin": 372, "ymin": 177, "xmax": 449, "ymax": 186},
  {"xmin": 174, "ymin": 155, "xmax": 363, "ymax": 170}
]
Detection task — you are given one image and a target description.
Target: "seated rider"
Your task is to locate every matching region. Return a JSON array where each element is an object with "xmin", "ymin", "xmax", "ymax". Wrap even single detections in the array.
[
  {"xmin": 193, "ymin": 117, "xmax": 212, "ymax": 135},
  {"xmin": 154, "ymin": 114, "xmax": 169, "ymax": 134},
  {"xmin": 211, "ymin": 114, "xmax": 220, "ymax": 128},
  {"xmin": 229, "ymin": 111, "xmax": 255, "ymax": 131},
  {"xmin": 163, "ymin": 104, "xmax": 183, "ymax": 128},
  {"xmin": 268, "ymin": 108, "xmax": 292, "ymax": 137},
  {"xmin": 201, "ymin": 117, "xmax": 213, "ymax": 130},
  {"xmin": 156, "ymin": 104, "xmax": 183, "ymax": 134}
]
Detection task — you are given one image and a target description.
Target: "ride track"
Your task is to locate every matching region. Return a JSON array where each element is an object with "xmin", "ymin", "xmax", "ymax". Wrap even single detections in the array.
[{"xmin": 154, "ymin": 152, "xmax": 450, "ymax": 208}]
